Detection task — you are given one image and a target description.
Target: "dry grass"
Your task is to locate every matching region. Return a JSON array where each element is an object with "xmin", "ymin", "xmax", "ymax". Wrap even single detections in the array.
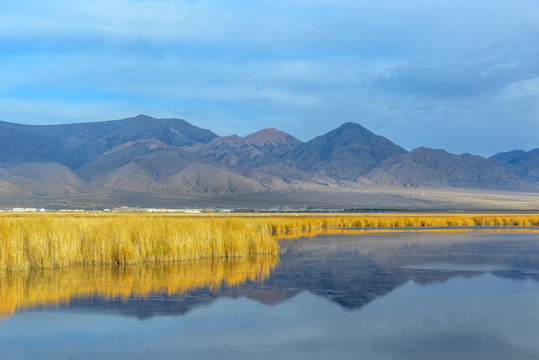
[
  {"xmin": 277, "ymin": 225, "xmax": 539, "ymax": 241},
  {"xmin": 1, "ymin": 212, "xmax": 538, "ymax": 318},
  {"xmin": 0, "ymin": 255, "xmax": 278, "ymax": 318},
  {"xmin": 0, "ymin": 213, "xmax": 538, "ymax": 272},
  {"xmin": 257, "ymin": 213, "xmax": 539, "ymax": 232},
  {"xmin": 0, "ymin": 214, "xmax": 278, "ymax": 272}
]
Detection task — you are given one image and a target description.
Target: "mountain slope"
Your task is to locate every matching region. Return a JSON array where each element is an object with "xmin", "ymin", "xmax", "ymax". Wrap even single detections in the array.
[
  {"xmin": 4, "ymin": 162, "xmax": 87, "ymax": 189},
  {"xmin": 0, "ymin": 168, "xmax": 82, "ymax": 194},
  {"xmin": 184, "ymin": 128, "xmax": 302, "ymax": 167},
  {"xmin": 282, "ymin": 122, "xmax": 407, "ymax": 181},
  {"xmin": 491, "ymin": 149, "xmax": 539, "ymax": 182},
  {"xmin": 366, "ymin": 147, "xmax": 528, "ymax": 189},
  {"xmin": 0, "ymin": 116, "xmax": 536, "ymax": 207},
  {"xmin": 76, "ymin": 139, "xmax": 288, "ymax": 195},
  {"xmin": 0, "ymin": 180, "xmax": 29, "ymax": 196},
  {"xmin": 0, "ymin": 114, "xmax": 217, "ymax": 169}
]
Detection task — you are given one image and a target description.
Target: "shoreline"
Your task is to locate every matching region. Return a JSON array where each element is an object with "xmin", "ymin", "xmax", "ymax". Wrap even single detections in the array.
[{"xmin": 1, "ymin": 213, "xmax": 538, "ymax": 272}]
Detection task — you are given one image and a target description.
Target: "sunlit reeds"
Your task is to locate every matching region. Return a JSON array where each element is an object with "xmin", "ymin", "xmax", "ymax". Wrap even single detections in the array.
[
  {"xmin": 1, "ymin": 212, "xmax": 538, "ymax": 318},
  {"xmin": 277, "ymin": 224, "xmax": 539, "ymax": 241},
  {"xmin": 0, "ymin": 256, "xmax": 278, "ymax": 318},
  {"xmin": 0, "ymin": 214, "xmax": 278, "ymax": 272},
  {"xmin": 0, "ymin": 213, "xmax": 538, "ymax": 272},
  {"xmin": 257, "ymin": 213, "xmax": 539, "ymax": 232}
]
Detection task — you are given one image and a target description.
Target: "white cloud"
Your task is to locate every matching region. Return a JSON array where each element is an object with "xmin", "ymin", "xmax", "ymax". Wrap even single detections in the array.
[{"xmin": 1, "ymin": 0, "xmax": 539, "ymax": 154}]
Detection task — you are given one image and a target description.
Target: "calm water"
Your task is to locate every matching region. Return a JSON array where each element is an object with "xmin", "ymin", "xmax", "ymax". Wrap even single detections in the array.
[{"xmin": 1, "ymin": 231, "xmax": 539, "ymax": 359}]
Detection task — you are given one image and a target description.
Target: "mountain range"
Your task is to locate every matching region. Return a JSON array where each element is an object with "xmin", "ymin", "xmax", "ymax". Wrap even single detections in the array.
[{"xmin": 0, "ymin": 114, "xmax": 537, "ymax": 209}]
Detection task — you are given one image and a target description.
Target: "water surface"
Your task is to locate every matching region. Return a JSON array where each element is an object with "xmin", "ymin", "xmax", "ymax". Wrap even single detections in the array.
[{"xmin": 1, "ymin": 230, "xmax": 539, "ymax": 359}]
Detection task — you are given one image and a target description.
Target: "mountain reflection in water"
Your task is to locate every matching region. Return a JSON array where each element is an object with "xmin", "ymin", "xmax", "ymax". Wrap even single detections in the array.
[{"xmin": 2, "ymin": 231, "xmax": 539, "ymax": 319}]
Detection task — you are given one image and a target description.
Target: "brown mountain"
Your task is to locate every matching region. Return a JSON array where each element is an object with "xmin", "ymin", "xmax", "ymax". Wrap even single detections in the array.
[
  {"xmin": 0, "ymin": 180, "xmax": 29, "ymax": 196},
  {"xmin": 0, "ymin": 114, "xmax": 217, "ymax": 169},
  {"xmin": 75, "ymin": 139, "xmax": 288, "ymax": 195},
  {"xmin": 0, "ymin": 165, "xmax": 84, "ymax": 195},
  {"xmin": 0, "ymin": 115, "xmax": 536, "ymax": 208},
  {"xmin": 366, "ymin": 147, "xmax": 528, "ymax": 189},
  {"xmin": 184, "ymin": 128, "xmax": 302, "ymax": 167},
  {"xmin": 5, "ymin": 162, "xmax": 87, "ymax": 189}
]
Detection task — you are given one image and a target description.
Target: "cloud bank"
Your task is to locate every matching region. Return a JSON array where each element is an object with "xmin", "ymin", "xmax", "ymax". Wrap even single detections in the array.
[{"xmin": 1, "ymin": 0, "xmax": 538, "ymax": 156}]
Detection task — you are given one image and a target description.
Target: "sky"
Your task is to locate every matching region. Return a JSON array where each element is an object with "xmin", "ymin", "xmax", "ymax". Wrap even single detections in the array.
[{"xmin": 1, "ymin": 0, "xmax": 538, "ymax": 157}]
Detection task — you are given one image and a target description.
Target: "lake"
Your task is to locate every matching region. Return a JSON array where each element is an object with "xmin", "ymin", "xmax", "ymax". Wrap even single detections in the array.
[{"xmin": 1, "ymin": 230, "xmax": 539, "ymax": 359}]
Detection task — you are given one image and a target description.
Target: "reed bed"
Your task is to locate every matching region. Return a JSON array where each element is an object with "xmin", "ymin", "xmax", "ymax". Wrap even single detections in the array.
[
  {"xmin": 277, "ymin": 225, "xmax": 539, "ymax": 241},
  {"xmin": 0, "ymin": 214, "xmax": 278, "ymax": 272},
  {"xmin": 255, "ymin": 213, "xmax": 539, "ymax": 233},
  {"xmin": 0, "ymin": 256, "xmax": 278, "ymax": 318},
  {"xmin": 0, "ymin": 213, "xmax": 538, "ymax": 272}
]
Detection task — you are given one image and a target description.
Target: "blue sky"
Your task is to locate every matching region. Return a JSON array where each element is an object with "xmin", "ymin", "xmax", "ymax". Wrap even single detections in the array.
[{"xmin": 1, "ymin": 0, "xmax": 538, "ymax": 156}]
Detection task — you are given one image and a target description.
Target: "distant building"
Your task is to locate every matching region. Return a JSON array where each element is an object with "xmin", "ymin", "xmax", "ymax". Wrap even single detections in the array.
[
  {"xmin": 145, "ymin": 208, "xmax": 202, "ymax": 214},
  {"xmin": 13, "ymin": 208, "xmax": 37, "ymax": 212},
  {"xmin": 182, "ymin": 209, "xmax": 201, "ymax": 214}
]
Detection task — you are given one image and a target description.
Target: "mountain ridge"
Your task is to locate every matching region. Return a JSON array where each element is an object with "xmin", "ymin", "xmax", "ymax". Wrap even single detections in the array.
[
  {"xmin": 0, "ymin": 114, "xmax": 218, "ymax": 169},
  {"xmin": 0, "ymin": 115, "xmax": 537, "ymax": 208},
  {"xmin": 491, "ymin": 149, "xmax": 539, "ymax": 182},
  {"xmin": 280, "ymin": 122, "xmax": 408, "ymax": 181}
]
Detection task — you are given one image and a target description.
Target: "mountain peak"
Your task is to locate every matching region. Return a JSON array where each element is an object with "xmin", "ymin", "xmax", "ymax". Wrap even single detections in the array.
[
  {"xmin": 181, "ymin": 128, "xmax": 302, "ymax": 167},
  {"xmin": 340, "ymin": 121, "xmax": 362, "ymax": 127},
  {"xmin": 336, "ymin": 122, "xmax": 369, "ymax": 131},
  {"xmin": 320, "ymin": 122, "xmax": 379, "ymax": 143},
  {"xmin": 250, "ymin": 128, "xmax": 281, "ymax": 135},
  {"xmin": 244, "ymin": 128, "xmax": 302, "ymax": 148},
  {"xmin": 0, "ymin": 116, "xmax": 536, "ymax": 205},
  {"xmin": 284, "ymin": 121, "xmax": 408, "ymax": 180},
  {"xmin": 134, "ymin": 114, "xmax": 154, "ymax": 120}
]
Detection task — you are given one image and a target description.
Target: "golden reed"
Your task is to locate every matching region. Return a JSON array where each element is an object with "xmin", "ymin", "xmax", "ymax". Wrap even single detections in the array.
[
  {"xmin": 0, "ymin": 256, "xmax": 278, "ymax": 318},
  {"xmin": 1, "ymin": 213, "xmax": 538, "ymax": 318},
  {"xmin": 0, "ymin": 213, "xmax": 538, "ymax": 272},
  {"xmin": 0, "ymin": 214, "xmax": 278, "ymax": 272}
]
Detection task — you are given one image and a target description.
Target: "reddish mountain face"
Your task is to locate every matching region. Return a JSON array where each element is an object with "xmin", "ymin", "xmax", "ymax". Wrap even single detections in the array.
[
  {"xmin": 243, "ymin": 128, "xmax": 302, "ymax": 148},
  {"xmin": 183, "ymin": 128, "xmax": 302, "ymax": 167},
  {"xmin": 0, "ymin": 115, "xmax": 536, "ymax": 207}
]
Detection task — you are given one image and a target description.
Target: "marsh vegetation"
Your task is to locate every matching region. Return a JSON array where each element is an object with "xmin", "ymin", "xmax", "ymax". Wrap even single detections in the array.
[{"xmin": 0, "ymin": 213, "xmax": 538, "ymax": 272}]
